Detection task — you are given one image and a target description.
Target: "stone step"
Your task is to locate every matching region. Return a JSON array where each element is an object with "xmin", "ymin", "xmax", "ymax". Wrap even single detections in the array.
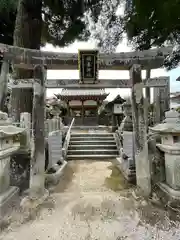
[
  {"xmin": 67, "ymin": 155, "xmax": 118, "ymax": 160},
  {"xmin": 70, "ymin": 136, "xmax": 115, "ymax": 141},
  {"xmin": 67, "ymin": 149, "xmax": 119, "ymax": 155},
  {"xmin": 71, "ymin": 133, "xmax": 113, "ymax": 137},
  {"xmin": 68, "ymin": 145, "xmax": 117, "ymax": 150},
  {"xmin": 70, "ymin": 140, "xmax": 117, "ymax": 145},
  {"xmin": 71, "ymin": 126, "xmax": 112, "ymax": 130}
]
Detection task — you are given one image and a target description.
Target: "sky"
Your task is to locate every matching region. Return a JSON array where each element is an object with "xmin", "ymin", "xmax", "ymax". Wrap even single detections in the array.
[{"xmin": 42, "ymin": 38, "xmax": 180, "ymax": 102}]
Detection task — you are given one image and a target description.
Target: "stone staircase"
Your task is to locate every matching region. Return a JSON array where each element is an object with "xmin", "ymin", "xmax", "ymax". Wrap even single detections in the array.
[{"xmin": 67, "ymin": 132, "xmax": 119, "ymax": 160}]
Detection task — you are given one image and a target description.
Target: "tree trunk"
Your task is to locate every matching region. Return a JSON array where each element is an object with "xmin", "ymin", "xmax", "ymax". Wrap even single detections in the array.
[{"xmin": 11, "ymin": 0, "xmax": 42, "ymax": 121}]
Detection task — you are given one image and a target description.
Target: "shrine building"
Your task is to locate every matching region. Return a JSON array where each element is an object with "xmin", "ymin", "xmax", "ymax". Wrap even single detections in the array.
[{"xmin": 58, "ymin": 88, "xmax": 109, "ymax": 125}]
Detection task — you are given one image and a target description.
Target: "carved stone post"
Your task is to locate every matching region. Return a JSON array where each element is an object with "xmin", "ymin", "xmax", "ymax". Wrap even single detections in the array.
[
  {"xmin": 0, "ymin": 61, "xmax": 9, "ymax": 112},
  {"xmin": 154, "ymin": 78, "xmax": 170, "ymax": 123},
  {"xmin": 20, "ymin": 112, "xmax": 31, "ymax": 151},
  {"xmin": 117, "ymin": 99, "xmax": 136, "ymax": 182},
  {"xmin": 67, "ymin": 101, "xmax": 70, "ymax": 115},
  {"xmin": 130, "ymin": 64, "xmax": 151, "ymax": 196},
  {"xmin": 145, "ymin": 69, "xmax": 151, "ymax": 104},
  {"xmin": 164, "ymin": 79, "xmax": 170, "ymax": 112},
  {"xmin": 153, "ymin": 87, "xmax": 166, "ymax": 123},
  {"xmin": 144, "ymin": 69, "xmax": 151, "ymax": 133},
  {"xmin": 30, "ymin": 65, "xmax": 46, "ymax": 197},
  {"xmin": 130, "ymin": 64, "xmax": 141, "ymax": 152},
  {"xmin": 81, "ymin": 100, "xmax": 84, "ymax": 125}
]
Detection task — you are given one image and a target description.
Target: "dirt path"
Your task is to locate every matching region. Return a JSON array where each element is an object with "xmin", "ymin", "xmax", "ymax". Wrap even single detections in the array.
[{"xmin": 1, "ymin": 161, "xmax": 180, "ymax": 240}]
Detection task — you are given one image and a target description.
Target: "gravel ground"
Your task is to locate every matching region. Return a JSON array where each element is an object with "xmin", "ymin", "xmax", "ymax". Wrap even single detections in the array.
[{"xmin": 1, "ymin": 160, "xmax": 180, "ymax": 240}]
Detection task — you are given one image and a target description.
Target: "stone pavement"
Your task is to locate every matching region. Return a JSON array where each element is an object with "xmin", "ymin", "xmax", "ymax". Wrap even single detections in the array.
[{"xmin": 1, "ymin": 160, "xmax": 180, "ymax": 240}]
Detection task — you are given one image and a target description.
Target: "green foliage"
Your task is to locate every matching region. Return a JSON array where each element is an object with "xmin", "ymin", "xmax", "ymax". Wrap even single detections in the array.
[
  {"xmin": 0, "ymin": 0, "xmax": 107, "ymax": 47},
  {"xmin": 0, "ymin": 0, "xmax": 17, "ymax": 45},
  {"xmin": 176, "ymin": 106, "xmax": 180, "ymax": 113},
  {"xmin": 88, "ymin": 0, "xmax": 180, "ymax": 67},
  {"xmin": 0, "ymin": 0, "xmax": 18, "ymax": 11},
  {"xmin": 124, "ymin": 0, "xmax": 180, "ymax": 69},
  {"xmin": 86, "ymin": 1, "xmax": 123, "ymax": 53}
]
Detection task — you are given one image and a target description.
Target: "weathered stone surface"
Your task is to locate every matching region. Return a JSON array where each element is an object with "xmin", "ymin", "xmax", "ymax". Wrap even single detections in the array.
[
  {"xmin": 30, "ymin": 65, "xmax": 46, "ymax": 197},
  {"xmin": 150, "ymin": 109, "xmax": 180, "ymax": 202},
  {"xmin": 0, "ymin": 43, "xmax": 172, "ymax": 70},
  {"xmin": 45, "ymin": 161, "xmax": 67, "ymax": 185},
  {"xmin": 0, "ymin": 61, "xmax": 9, "ymax": 112},
  {"xmin": 48, "ymin": 130, "xmax": 63, "ymax": 169},
  {"xmin": 120, "ymin": 99, "xmax": 133, "ymax": 132},
  {"xmin": 20, "ymin": 112, "xmax": 31, "ymax": 151},
  {"xmin": 0, "ymin": 186, "xmax": 19, "ymax": 217},
  {"xmin": 130, "ymin": 64, "xmax": 151, "ymax": 196},
  {"xmin": 0, "ymin": 112, "xmax": 25, "ymax": 216},
  {"xmin": 10, "ymin": 152, "xmax": 30, "ymax": 192}
]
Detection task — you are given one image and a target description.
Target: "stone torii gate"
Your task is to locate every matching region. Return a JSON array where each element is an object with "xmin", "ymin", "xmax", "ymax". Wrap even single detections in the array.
[{"xmin": 0, "ymin": 43, "xmax": 172, "ymax": 197}]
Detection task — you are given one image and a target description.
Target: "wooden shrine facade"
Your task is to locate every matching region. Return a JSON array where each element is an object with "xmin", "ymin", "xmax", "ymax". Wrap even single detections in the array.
[{"xmin": 57, "ymin": 89, "xmax": 108, "ymax": 125}]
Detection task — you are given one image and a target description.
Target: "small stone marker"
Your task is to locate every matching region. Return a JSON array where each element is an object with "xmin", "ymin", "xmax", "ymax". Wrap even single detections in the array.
[{"xmin": 48, "ymin": 130, "xmax": 63, "ymax": 169}]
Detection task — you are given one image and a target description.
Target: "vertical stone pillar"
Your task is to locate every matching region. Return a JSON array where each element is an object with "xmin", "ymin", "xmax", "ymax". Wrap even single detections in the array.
[
  {"xmin": 67, "ymin": 101, "xmax": 70, "ymax": 115},
  {"xmin": 96, "ymin": 100, "xmax": 100, "ymax": 125},
  {"xmin": 164, "ymin": 78, "xmax": 170, "ymax": 112},
  {"xmin": 66, "ymin": 101, "xmax": 70, "ymax": 125},
  {"xmin": 112, "ymin": 114, "xmax": 117, "ymax": 132},
  {"xmin": 145, "ymin": 69, "xmax": 151, "ymax": 104},
  {"xmin": 153, "ymin": 86, "xmax": 168, "ymax": 123},
  {"xmin": 144, "ymin": 69, "xmax": 151, "ymax": 133},
  {"xmin": 81, "ymin": 100, "xmax": 84, "ymax": 125},
  {"xmin": 118, "ymin": 99, "xmax": 136, "ymax": 182},
  {"xmin": 20, "ymin": 112, "xmax": 31, "ymax": 150},
  {"xmin": 154, "ymin": 79, "xmax": 170, "ymax": 120},
  {"xmin": 0, "ymin": 61, "xmax": 9, "ymax": 112},
  {"xmin": 130, "ymin": 64, "xmax": 151, "ymax": 196},
  {"xmin": 44, "ymin": 67, "xmax": 47, "ymax": 124},
  {"xmin": 30, "ymin": 65, "xmax": 46, "ymax": 198}
]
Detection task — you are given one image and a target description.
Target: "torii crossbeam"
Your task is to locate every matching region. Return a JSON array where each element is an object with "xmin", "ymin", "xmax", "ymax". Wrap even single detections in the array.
[{"xmin": 0, "ymin": 43, "xmax": 172, "ymax": 70}]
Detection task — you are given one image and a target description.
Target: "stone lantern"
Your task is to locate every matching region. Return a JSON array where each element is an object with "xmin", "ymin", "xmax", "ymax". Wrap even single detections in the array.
[
  {"xmin": 149, "ymin": 109, "xmax": 180, "ymax": 200},
  {"xmin": 111, "ymin": 95, "xmax": 126, "ymax": 132},
  {"xmin": 0, "ymin": 111, "xmax": 25, "ymax": 216},
  {"xmin": 115, "ymin": 99, "xmax": 135, "ymax": 183},
  {"xmin": 119, "ymin": 98, "xmax": 133, "ymax": 132}
]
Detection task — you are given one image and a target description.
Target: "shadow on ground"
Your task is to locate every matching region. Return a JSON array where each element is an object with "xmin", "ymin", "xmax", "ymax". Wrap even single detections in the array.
[{"xmin": 104, "ymin": 164, "xmax": 133, "ymax": 192}]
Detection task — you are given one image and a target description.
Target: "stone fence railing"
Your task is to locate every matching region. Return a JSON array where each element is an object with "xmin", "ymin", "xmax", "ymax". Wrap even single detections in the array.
[
  {"xmin": 12, "ymin": 115, "xmax": 64, "ymax": 138},
  {"xmin": 45, "ymin": 117, "xmax": 63, "ymax": 137}
]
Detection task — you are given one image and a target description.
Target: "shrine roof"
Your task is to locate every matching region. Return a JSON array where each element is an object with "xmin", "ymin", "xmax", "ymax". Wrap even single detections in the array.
[
  {"xmin": 58, "ymin": 88, "xmax": 109, "ymax": 101},
  {"xmin": 60, "ymin": 89, "xmax": 108, "ymax": 97}
]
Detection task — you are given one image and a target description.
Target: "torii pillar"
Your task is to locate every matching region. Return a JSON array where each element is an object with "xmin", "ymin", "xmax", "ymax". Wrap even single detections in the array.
[{"xmin": 130, "ymin": 64, "xmax": 151, "ymax": 197}]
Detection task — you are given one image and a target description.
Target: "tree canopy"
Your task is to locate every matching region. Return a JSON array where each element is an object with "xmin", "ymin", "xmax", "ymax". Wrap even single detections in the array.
[
  {"xmin": 87, "ymin": 0, "xmax": 180, "ymax": 69},
  {"xmin": 2, "ymin": 0, "xmax": 180, "ymax": 70},
  {"xmin": 86, "ymin": 1, "xmax": 123, "ymax": 53},
  {"xmin": 0, "ymin": 0, "xmax": 17, "ymax": 45},
  {"xmin": 0, "ymin": 0, "xmax": 109, "ymax": 47},
  {"xmin": 123, "ymin": 0, "xmax": 180, "ymax": 69}
]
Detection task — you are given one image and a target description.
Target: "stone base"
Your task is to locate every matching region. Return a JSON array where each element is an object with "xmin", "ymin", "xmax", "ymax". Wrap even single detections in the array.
[
  {"xmin": 0, "ymin": 186, "xmax": 19, "ymax": 217},
  {"xmin": 157, "ymin": 182, "xmax": 180, "ymax": 205},
  {"xmin": 115, "ymin": 157, "xmax": 136, "ymax": 183},
  {"xmin": 45, "ymin": 161, "xmax": 67, "ymax": 185}
]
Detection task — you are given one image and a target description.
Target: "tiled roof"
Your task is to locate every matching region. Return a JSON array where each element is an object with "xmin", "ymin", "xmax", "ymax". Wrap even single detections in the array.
[{"xmin": 60, "ymin": 89, "xmax": 107, "ymax": 96}]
